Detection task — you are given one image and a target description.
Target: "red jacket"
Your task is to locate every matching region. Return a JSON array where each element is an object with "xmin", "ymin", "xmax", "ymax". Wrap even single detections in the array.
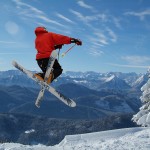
[{"xmin": 35, "ymin": 27, "xmax": 71, "ymax": 60}]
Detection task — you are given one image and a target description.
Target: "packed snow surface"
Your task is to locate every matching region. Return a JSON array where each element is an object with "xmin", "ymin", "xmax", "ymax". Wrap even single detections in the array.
[{"xmin": 0, "ymin": 127, "xmax": 150, "ymax": 150}]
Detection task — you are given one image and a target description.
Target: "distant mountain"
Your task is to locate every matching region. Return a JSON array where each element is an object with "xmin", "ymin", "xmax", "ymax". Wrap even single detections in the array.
[
  {"xmin": 0, "ymin": 70, "xmax": 148, "ymax": 91},
  {"xmin": 57, "ymin": 83, "xmax": 98, "ymax": 98},
  {"xmin": 98, "ymin": 75, "xmax": 131, "ymax": 90},
  {"xmin": 0, "ymin": 70, "xmax": 145, "ymax": 119},
  {"xmin": 0, "ymin": 71, "xmax": 142, "ymax": 145},
  {"xmin": 0, "ymin": 70, "xmax": 37, "ymax": 88},
  {"xmin": 132, "ymin": 73, "xmax": 149, "ymax": 89},
  {"xmin": 0, "ymin": 84, "xmax": 141, "ymax": 119},
  {"xmin": 0, "ymin": 89, "xmax": 22, "ymax": 112}
]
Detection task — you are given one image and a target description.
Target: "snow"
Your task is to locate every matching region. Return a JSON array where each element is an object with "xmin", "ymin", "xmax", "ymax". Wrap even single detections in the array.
[
  {"xmin": 73, "ymin": 79, "xmax": 88, "ymax": 84},
  {"xmin": 133, "ymin": 75, "xmax": 144, "ymax": 86},
  {"xmin": 105, "ymin": 75, "xmax": 115, "ymax": 82},
  {"xmin": 25, "ymin": 129, "xmax": 35, "ymax": 134},
  {"xmin": 0, "ymin": 127, "xmax": 150, "ymax": 150}
]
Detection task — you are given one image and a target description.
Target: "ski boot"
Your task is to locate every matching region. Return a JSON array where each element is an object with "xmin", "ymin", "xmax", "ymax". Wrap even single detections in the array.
[
  {"xmin": 46, "ymin": 72, "xmax": 54, "ymax": 84},
  {"xmin": 34, "ymin": 73, "xmax": 44, "ymax": 81}
]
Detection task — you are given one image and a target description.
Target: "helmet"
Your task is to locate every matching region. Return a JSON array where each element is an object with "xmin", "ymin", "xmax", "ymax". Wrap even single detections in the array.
[
  {"xmin": 42, "ymin": 26, "xmax": 48, "ymax": 31},
  {"xmin": 35, "ymin": 26, "xmax": 48, "ymax": 36}
]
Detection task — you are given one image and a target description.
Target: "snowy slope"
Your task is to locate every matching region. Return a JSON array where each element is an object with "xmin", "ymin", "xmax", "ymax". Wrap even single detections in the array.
[{"xmin": 0, "ymin": 127, "xmax": 150, "ymax": 150}]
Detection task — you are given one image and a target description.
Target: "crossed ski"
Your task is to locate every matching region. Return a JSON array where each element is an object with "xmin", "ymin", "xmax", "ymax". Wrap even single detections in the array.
[
  {"xmin": 12, "ymin": 52, "xmax": 76, "ymax": 108},
  {"xmin": 35, "ymin": 51, "xmax": 57, "ymax": 107}
]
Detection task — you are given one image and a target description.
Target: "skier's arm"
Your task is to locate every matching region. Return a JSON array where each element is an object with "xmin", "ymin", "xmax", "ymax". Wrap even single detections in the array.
[
  {"xmin": 50, "ymin": 32, "xmax": 82, "ymax": 46},
  {"xmin": 50, "ymin": 32, "xmax": 71, "ymax": 45}
]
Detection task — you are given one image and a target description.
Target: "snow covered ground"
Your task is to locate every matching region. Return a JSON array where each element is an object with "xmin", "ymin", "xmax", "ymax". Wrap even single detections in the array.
[{"xmin": 0, "ymin": 127, "xmax": 150, "ymax": 150}]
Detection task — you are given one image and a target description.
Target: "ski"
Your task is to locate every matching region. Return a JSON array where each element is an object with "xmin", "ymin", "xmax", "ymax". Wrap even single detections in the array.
[
  {"xmin": 12, "ymin": 61, "xmax": 76, "ymax": 107},
  {"xmin": 35, "ymin": 50, "xmax": 57, "ymax": 108}
]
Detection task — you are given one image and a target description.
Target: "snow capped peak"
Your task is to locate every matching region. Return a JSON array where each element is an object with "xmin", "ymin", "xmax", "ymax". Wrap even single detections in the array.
[
  {"xmin": 0, "ymin": 70, "xmax": 146, "ymax": 90},
  {"xmin": 105, "ymin": 75, "xmax": 115, "ymax": 82},
  {"xmin": 132, "ymin": 74, "xmax": 149, "ymax": 88},
  {"xmin": 134, "ymin": 75, "xmax": 144, "ymax": 84}
]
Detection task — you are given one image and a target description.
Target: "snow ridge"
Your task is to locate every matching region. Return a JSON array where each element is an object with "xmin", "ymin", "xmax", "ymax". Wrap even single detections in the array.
[{"xmin": 0, "ymin": 127, "xmax": 150, "ymax": 150}]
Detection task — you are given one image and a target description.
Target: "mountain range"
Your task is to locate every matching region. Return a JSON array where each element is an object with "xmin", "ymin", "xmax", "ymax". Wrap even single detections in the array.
[
  {"xmin": 0, "ymin": 70, "xmax": 149, "ymax": 91},
  {"xmin": 0, "ymin": 70, "xmax": 147, "ymax": 145},
  {"xmin": 0, "ymin": 70, "xmax": 147, "ymax": 119}
]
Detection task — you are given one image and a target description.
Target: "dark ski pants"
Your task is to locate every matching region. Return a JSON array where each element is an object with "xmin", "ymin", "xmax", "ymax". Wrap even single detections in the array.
[{"xmin": 36, "ymin": 58, "xmax": 63, "ymax": 80}]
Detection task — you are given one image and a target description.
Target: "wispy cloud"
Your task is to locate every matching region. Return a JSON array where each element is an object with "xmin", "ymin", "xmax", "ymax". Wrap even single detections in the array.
[
  {"xmin": 94, "ymin": 32, "xmax": 108, "ymax": 45},
  {"xmin": 37, "ymin": 15, "xmax": 64, "ymax": 27},
  {"xmin": 87, "ymin": 34, "xmax": 107, "ymax": 54},
  {"xmin": 112, "ymin": 16, "xmax": 122, "ymax": 29},
  {"xmin": 55, "ymin": 13, "xmax": 75, "ymax": 24},
  {"xmin": 70, "ymin": 9, "xmax": 85, "ymax": 22},
  {"xmin": 69, "ymin": 8, "xmax": 119, "ymax": 58},
  {"xmin": 89, "ymin": 49, "xmax": 104, "ymax": 57},
  {"xmin": 0, "ymin": 52, "xmax": 33, "ymax": 55},
  {"xmin": 70, "ymin": 8, "xmax": 121, "ymax": 31},
  {"xmin": 87, "ymin": 32, "xmax": 106, "ymax": 57},
  {"xmin": 12, "ymin": 0, "xmax": 65, "ymax": 27},
  {"xmin": 107, "ymin": 63, "xmax": 150, "ymax": 69},
  {"xmin": 107, "ymin": 55, "xmax": 150, "ymax": 70},
  {"xmin": 124, "ymin": 9, "xmax": 150, "ymax": 20},
  {"xmin": 70, "ymin": 8, "xmax": 121, "ymax": 38},
  {"xmin": 106, "ymin": 28, "xmax": 117, "ymax": 42},
  {"xmin": 122, "ymin": 56, "xmax": 150, "ymax": 65},
  {"xmin": 0, "ymin": 41, "xmax": 16, "ymax": 44},
  {"xmin": 77, "ymin": 1, "xmax": 95, "ymax": 11},
  {"xmin": 70, "ymin": 9, "xmax": 107, "ymax": 25},
  {"xmin": 12, "ymin": 0, "xmax": 44, "ymax": 15}
]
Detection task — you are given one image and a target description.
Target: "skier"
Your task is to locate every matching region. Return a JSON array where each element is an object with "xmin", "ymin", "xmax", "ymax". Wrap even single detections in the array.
[{"xmin": 34, "ymin": 26, "xmax": 82, "ymax": 84}]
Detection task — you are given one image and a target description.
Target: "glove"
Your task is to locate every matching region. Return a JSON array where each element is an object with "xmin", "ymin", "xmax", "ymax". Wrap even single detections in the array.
[
  {"xmin": 71, "ymin": 38, "xmax": 82, "ymax": 46},
  {"xmin": 54, "ymin": 44, "xmax": 63, "ymax": 49}
]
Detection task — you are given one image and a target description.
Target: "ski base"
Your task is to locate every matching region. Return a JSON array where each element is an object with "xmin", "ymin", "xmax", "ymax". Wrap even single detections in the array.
[{"xmin": 35, "ymin": 88, "xmax": 45, "ymax": 108}]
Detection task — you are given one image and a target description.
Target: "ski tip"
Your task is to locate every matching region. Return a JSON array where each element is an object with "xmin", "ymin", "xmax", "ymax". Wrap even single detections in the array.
[
  {"xmin": 35, "ymin": 103, "xmax": 40, "ymax": 108},
  {"xmin": 12, "ymin": 60, "xmax": 17, "ymax": 66},
  {"xmin": 70, "ymin": 100, "xmax": 76, "ymax": 107}
]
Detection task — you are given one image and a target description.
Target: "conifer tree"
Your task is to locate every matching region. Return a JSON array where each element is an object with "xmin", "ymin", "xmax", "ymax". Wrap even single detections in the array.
[{"xmin": 132, "ymin": 75, "xmax": 150, "ymax": 127}]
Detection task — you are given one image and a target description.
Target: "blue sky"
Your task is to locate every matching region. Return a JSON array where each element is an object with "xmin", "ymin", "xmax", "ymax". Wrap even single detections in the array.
[{"xmin": 0, "ymin": 0, "xmax": 150, "ymax": 73}]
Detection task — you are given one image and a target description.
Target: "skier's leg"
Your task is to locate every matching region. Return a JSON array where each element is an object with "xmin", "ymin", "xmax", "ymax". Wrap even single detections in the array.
[
  {"xmin": 36, "ymin": 58, "xmax": 62, "ymax": 84},
  {"xmin": 37, "ymin": 58, "xmax": 49, "ymax": 75},
  {"xmin": 35, "ymin": 58, "xmax": 49, "ymax": 81},
  {"xmin": 46, "ymin": 59, "xmax": 63, "ymax": 84},
  {"xmin": 53, "ymin": 59, "xmax": 63, "ymax": 80}
]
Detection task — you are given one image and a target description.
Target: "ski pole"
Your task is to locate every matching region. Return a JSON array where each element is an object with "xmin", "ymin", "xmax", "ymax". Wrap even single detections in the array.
[{"xmin": 62, "ymin": 44, "xmax": 76, "ymax": 57}]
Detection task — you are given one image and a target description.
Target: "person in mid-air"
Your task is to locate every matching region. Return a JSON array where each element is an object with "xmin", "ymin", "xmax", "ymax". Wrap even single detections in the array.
[{"xmin": 34, "ymin": 26, "xmax": 82, "ymax": 84}]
